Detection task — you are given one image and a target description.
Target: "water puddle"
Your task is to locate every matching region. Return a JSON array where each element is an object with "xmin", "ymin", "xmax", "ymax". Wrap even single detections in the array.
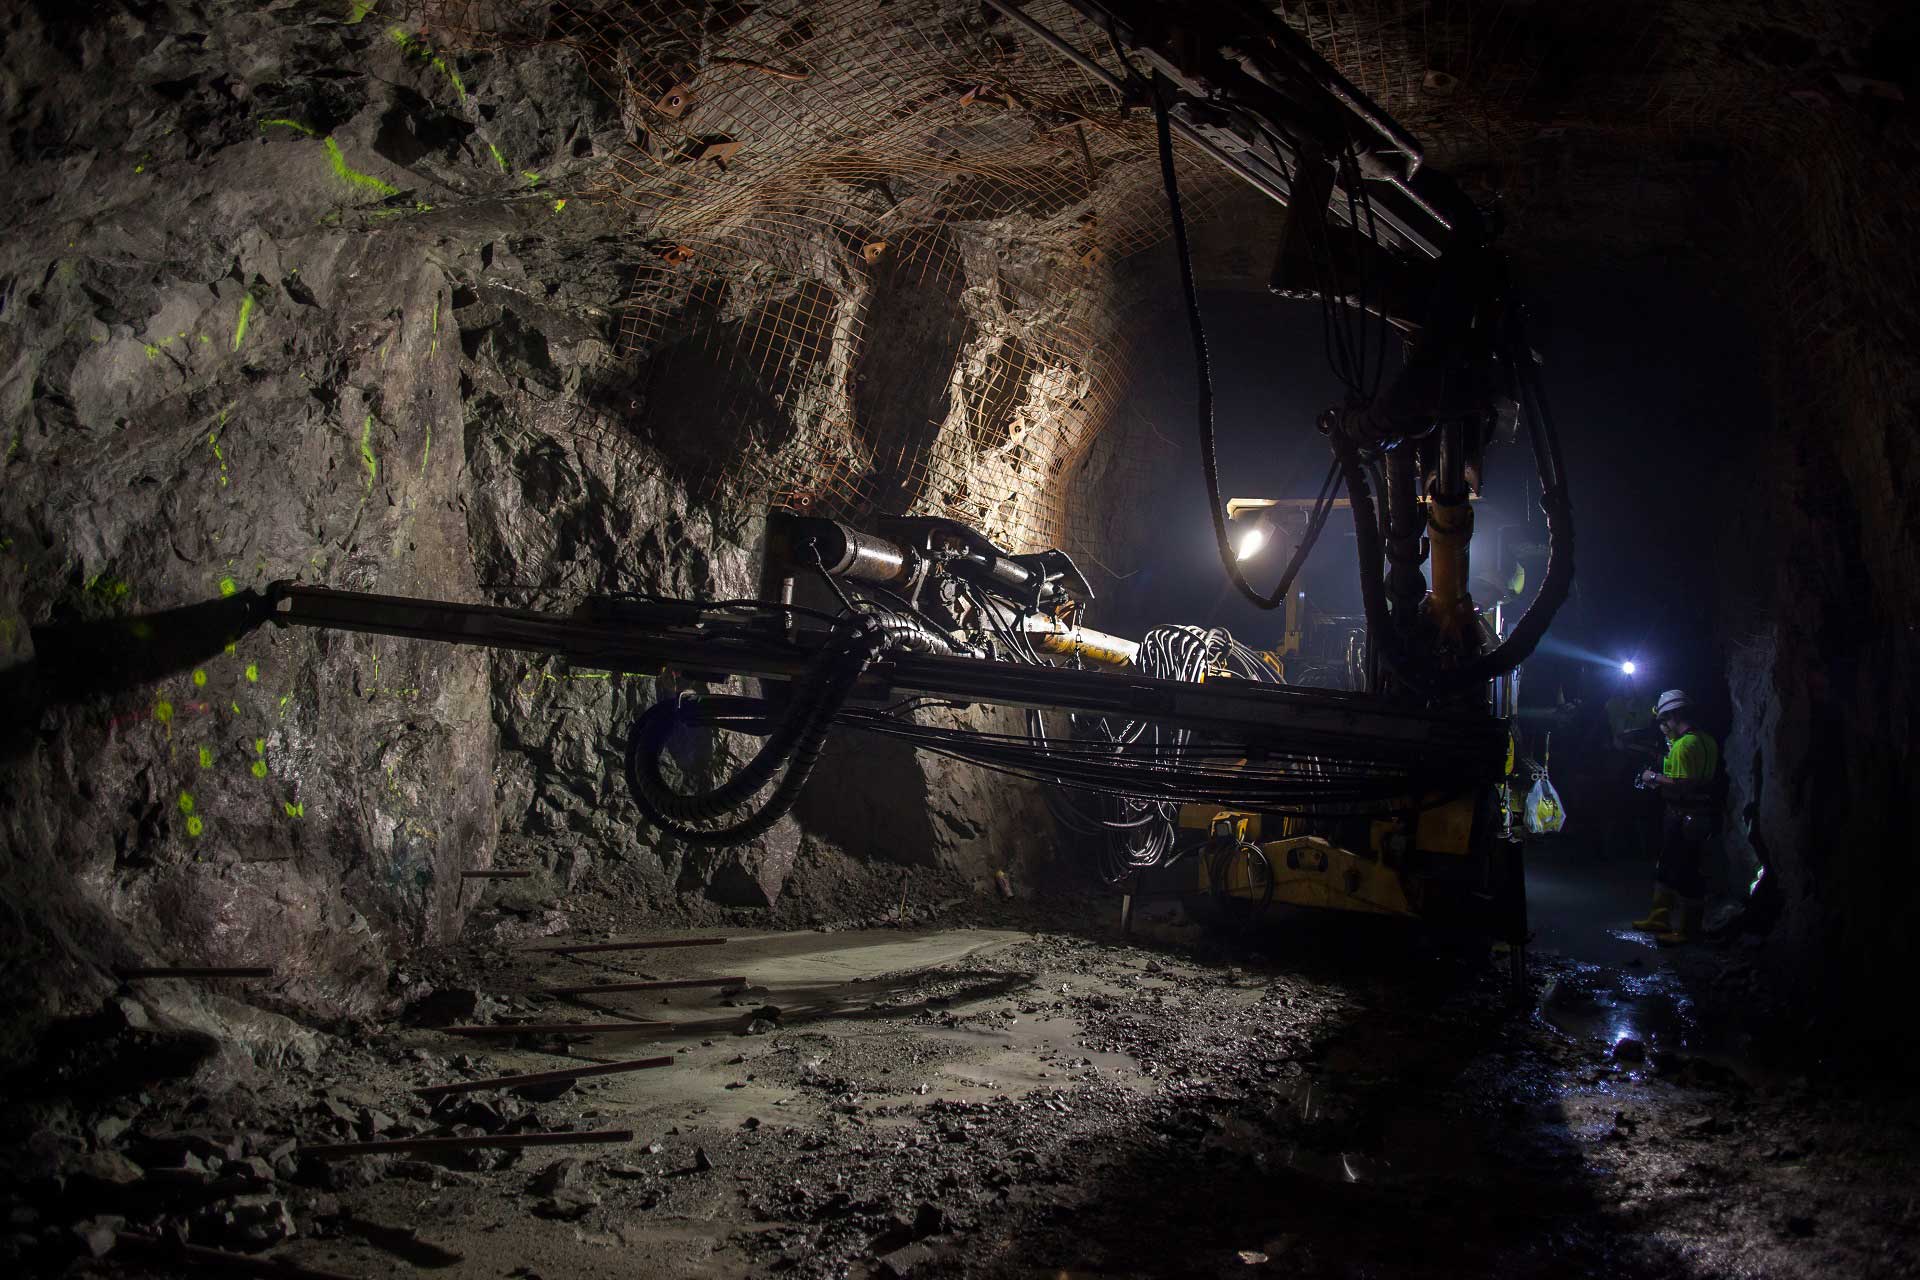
[{"xmin": 1536, "ymin": 960, "xmax": 1754, "ymax": 1079}]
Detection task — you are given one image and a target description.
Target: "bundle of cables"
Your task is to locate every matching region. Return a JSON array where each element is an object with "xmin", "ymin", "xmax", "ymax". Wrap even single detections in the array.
[
  {"xmin": 1026, "ymin": 625, "xmax": 1279, "ymax": 883},
  {"xmin": 625, "ymin": 592, "xmax": 1496, "ymax": 863},
  {"xmin": 622, "ymin": 605, "xmax": 953, "ymax": 845}
]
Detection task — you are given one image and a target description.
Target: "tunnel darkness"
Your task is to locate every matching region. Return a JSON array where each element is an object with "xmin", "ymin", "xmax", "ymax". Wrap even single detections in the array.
[{"xmin": 2, "ymin": 2, "xmax": 1919, "ymax": 1278}]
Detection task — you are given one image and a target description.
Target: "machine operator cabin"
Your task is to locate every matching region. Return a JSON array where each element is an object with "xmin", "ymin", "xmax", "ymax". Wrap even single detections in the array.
[{"xmin": 2, "ymin": 3, "xmax": 1914, "ymax": 1277}]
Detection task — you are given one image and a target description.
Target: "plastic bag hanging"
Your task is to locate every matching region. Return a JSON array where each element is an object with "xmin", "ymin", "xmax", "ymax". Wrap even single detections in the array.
[
  {"xmin": 1523, "ymin": 731, "xmax": 1567, "ymax": 835},
  {"xmin": 1524, "ymin": 772, "xmax": 1567, "ymax": 835}
]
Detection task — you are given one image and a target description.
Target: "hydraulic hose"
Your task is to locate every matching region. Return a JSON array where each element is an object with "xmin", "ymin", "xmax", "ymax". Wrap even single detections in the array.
[
  {"xmin": 1155, "ymin": 78, "xmax": 1302, "ymax": 612},
  {"xmin": 1447, "ymin": 324, "xmax": 1574, "ymax": 686},
  {"xmin": 1335, "ymin": 440, "xmax": 1430, "ymax": 695},
  {"xmin": 1336, "ymin": 317, "xmax": 1574, "ymax": 698},
  {"xmin": 624, "ymin": 613, "xmax": 954, "ymax": 845},
  {"xmin": 625, "ymin": 624, "xmax": 871, "ymax": 845},
  {"xmin": 1207, "ymin": 838, "xmax": 1276, "ymax": 925}
]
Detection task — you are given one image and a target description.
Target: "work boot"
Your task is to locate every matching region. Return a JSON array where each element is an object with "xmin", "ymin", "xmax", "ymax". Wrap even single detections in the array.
[
  {"xmin": 1656, "ymin": 898, "xmax": 1703, "ymax": 946},
  {"xmin": 1630, "ymin": 888, "xmax": 1676, "ymax": 932}
]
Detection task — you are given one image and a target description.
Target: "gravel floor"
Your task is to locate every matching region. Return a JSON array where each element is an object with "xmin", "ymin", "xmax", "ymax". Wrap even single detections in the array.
[{"xmin": 7, "ymin": 909, "xmax": 1917, "ymax": 1279}]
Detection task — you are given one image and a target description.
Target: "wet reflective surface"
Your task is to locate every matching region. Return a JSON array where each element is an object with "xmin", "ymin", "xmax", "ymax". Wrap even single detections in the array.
[{"xmin": 27, "ymin": 862, "xmax": 1915, "ymax": 1278}]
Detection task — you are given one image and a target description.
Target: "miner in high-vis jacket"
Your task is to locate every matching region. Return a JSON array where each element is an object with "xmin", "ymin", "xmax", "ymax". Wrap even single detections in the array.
[{"xmin": 1630, "ymin": 689, "xmax": 1720, "ymax": 943}]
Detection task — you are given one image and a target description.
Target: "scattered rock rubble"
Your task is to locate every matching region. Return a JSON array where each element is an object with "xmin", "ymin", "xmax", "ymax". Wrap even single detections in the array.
[{"xmin": 3, "ymin": 923, "xmax": 1916, "ymax": 1278}]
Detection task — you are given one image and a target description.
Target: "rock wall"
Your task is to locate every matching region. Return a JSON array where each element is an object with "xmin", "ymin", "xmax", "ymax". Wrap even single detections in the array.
[
  {"xmin": 0, "ymin": 2, "xmax": 1077, "ymax": 1070},
  {"xmin": 0, "ymin": 1, "xmax": 593, "ymax": 1065},
  {"xmin": 1717, "ymin": 123, "xmax": 1920, "ymax": 1041}
]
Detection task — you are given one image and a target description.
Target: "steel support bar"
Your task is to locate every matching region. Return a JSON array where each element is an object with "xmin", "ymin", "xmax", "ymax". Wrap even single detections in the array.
[
  {"xmin": 521, "ymin": 937, "xmax": 730, "ymax": 954},
  {"xmin": 540, "ymin": 977, "xmax": 749, "ymax": 997},
  {"xmin": 981, "ymin": 0, "xmax": 1444, "ymax": 259},
  {"xmin": 269, "ymin": 585, "xmax": 1503, "ymax": 765},
  {"xmin": 441, "ymin": 1022, "xmax": 667, "ymax": 1037},
  {"xmin": 300, "ymin": 1130, "xmax": 633, "ymax": 1159},
  {"xmin": 413, "ymin": 1056, "xmax": 673, "ymax": 1098}
]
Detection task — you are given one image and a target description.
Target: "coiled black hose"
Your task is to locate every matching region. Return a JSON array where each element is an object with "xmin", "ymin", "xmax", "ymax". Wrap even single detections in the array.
[
  {"xmin": 1206, "ymin": 838, "xmax": 1276, "ymax": 928},
  {"xmin": 624, "ymin": 613, "xmax": 954, "ymax": 845}
]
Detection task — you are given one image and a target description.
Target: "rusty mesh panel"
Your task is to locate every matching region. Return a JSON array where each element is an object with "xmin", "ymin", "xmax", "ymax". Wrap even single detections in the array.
[
  {"xmin": 414, "ymin": 1, "xmax": 1850, "ymax": 568},
  {"xmin": 418, "ymin": 0, "xmax": 1226, "ymax": 563}
]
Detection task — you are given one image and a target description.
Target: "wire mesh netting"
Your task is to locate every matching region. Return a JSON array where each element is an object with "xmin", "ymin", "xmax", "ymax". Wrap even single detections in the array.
[
  {"xmin": 420, "ymin": 0, "xmax": 1237, "ymax": 565},
  {"xmin": 416, "ymin": 0, "xmax": 1854, "ymax": 570}
]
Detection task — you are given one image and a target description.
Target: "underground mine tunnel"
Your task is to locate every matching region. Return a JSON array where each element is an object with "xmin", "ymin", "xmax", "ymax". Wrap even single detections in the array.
[{"xmin": 3, "ymin": 1, "xmax": 1919, "ymax": 1277}]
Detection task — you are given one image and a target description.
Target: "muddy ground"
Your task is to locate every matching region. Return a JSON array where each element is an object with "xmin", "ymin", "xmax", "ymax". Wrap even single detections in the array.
[{"xmin": 6, "ymin": 874, "xmax": 1919, "ymax": 1279}]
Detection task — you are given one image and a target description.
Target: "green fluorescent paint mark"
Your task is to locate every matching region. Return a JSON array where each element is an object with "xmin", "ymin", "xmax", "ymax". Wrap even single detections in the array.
[
  {"xmin": 231, "ymin": 701, "xmax": 240, "ymax": 714},
  {"xmin": 251, "ymin": 760, "xmax": 269, "ymax": 779},
  {"xmin": 139, "ymin": 330, "xmax": 194, "ymax": 362},
  {"xmin": 219, "ymin": 576, "xmax": 239, "ymax": 597},
  {"xmin": 390, "ymin": 27, "xmax": 467, "ymax": 104},
  {"xmin": 254, "ymin": 737, "xmax": 266, "ymax": 754},
  {"xmin": 346, "ymin": 1, "xmax": 376, "ymax": 22},
  {"xmin": 85, "ymin": 573, "xmax": 131, "ymax": 602},
  {"xmin": 324, "ymin": 136, "xmax": 399, "ymax": 197},
  {"xmin": 177, "ymin": 791, "xmax": 195, "ymax": 815},
  {"xmin": 134, "ymin": 164, "xmax": 145, "ymax": 174},
  {"xmin": 245, "ymin": 662, "xmax": 260, "ymax": 683},
  {"xmin": 192, "ymin": 668, "xmax": 207, "ymax": 688},
  {"xmin": 421, "ymin": 423, "xmax": 432, "ymax": 473},
  {"xmin": 522, "ymin": 171, "xmax": 541, "ymax": 188},
  {"xmin": 488, "ymin": 142, "xmax": 508, "ymax": 173},
  {"xmin": 232, "ymin": 294, "xmax": 255, "ymax": 351},
  {"xmin": 199, "ymin": 747, "xmax": 213, "ymax": 768},
  {"xmin": 154, "ymin": 701, "xmax": 174, "ymax": 725},
  {"xmin": 284, "ymin": 801, "xmax": 305, "ymax": 819},
  {"xmin": 186, "ymin": 815, "xmax": 204, "ymax": 838},
  {"xmin": 359, "ymin": 200, "xmax": 433, "ymax": 220},
  {"xmin": 5, "ymin": 427, "xmax": 19, "ymax": 462},
  {"xmin": 277, "ymin": 693, "xmax": 292, "ymax": 713},
  {"xmin": 260, "ymin": 118, "xmax": 318, "ymax": 136},
  {"xmin": 208, "ymin": 427, "xmax": 230, "ymax": 487},
  {"xmin": 430, "ymin": 296, "xmax": 440, "ymax": 356},
  {"xmin": 359, "ymin": 414, "xmax": 379, "ymax": 497},
  {"xmin": 551, "ymin": 198, "xmax": 567, "ymax": 213}
]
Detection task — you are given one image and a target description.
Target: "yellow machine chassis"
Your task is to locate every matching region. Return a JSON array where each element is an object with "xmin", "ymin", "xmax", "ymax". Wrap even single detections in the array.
[{"xmin": 1176, "ymin": 791, "xmax": 1483, "ymax": 923}]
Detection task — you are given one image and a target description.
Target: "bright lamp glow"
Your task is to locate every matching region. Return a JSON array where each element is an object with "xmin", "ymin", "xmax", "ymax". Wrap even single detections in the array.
[
  {"xmin": 1621, "ymin": 661, "xmax": 1637, "ymax": 675},
  {"xmin": 1234, "ymin": 526, "xmax": 1268, "ymax": 561}
]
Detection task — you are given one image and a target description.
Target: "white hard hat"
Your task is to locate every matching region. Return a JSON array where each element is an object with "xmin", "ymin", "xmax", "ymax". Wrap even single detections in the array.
[{"xmin": 1653, "ymin": 689, "xmax": 1692, "ymax": 718}]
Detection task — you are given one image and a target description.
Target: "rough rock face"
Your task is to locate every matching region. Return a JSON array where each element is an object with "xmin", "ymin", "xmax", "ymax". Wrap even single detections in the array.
[
  {"xmin": 1717, "ymin": 132, "xmax": 1920, "ymax": 1038},
  {"xmin": 0, "ymin": 2, "xmax": 1065, "ymax": 1066},
  {"xmin": 0, "ymin": 3, "xmax": 551, "ymax": 1058}
]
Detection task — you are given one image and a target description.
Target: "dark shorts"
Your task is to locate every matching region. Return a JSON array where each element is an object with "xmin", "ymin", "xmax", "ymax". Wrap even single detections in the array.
[{"xmin": 1657, "ymin": 809, "xmax": 1713, "ymax": 899}]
